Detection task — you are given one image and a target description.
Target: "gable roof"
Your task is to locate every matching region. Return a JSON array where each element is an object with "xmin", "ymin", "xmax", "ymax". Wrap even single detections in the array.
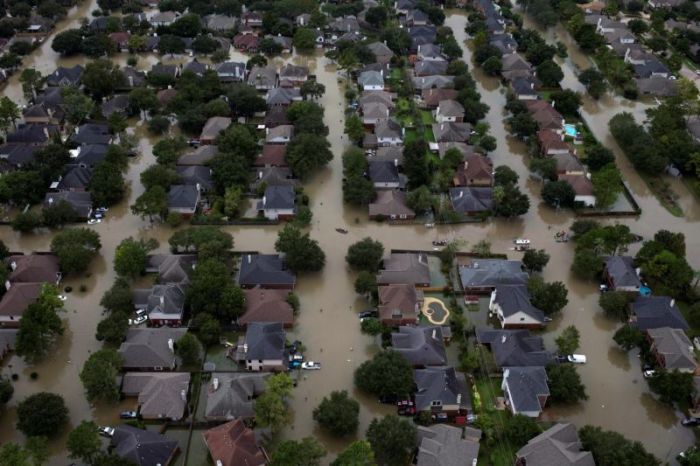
[
  {"xmin": 178, "ymin": 145, "xmax": 218, "ymax": 166},
  {"xmin": 415, "ymin": 60, "xmax": 448, "ymax": 76},
  {"xmin": 205, "ymin": 372, "xmax": 269, "ymax": 419},
  {"xmin": 266, "ymin": 87, "xmax": 301, "ymax": 106},
  {"xmin": 476, "ymin": 328, "xmax": 553, "ymax": 367},
  {"xmin": 369, "ymin": 190, "xmax": 416, "ymax": 218},
  {"xmin": 432, "ymin": 122, "xmax": 472, "ymax": 143},
  {"xmin": 604, "ymin": 256, "xmax": 641, "ymax": 289},
  {"xmin": 375, "ymin": 119, "xmax": 403, "ymax": 139},
  {"xmin": 260, "ymin": 185, "xmax": 295, "ymax": 210},
  {"xmin": 377, "ymin": 253, "xmax": 430, "ymax": 286},
  {"xmin": 244, "ymin": 322, "xmax": 285, "ymax": 360},
  {"xmin": 455, "ymin": 154, "xmax": 493, "ymax": 185},
  {"xmin": 111, "ymin": 425, "xmax": 178, "ymax": 466},
  {"xmin": 265, "ymin": 106, "xmax": 290, "ymax": 128},
  {"xmin": 176, "ymin": 165, "xmax": 214, "ymax": 191},
  {"xmin": 240, "ymin": 289, "xmax": 294, "ymax": 326},
  {"xmin": 46, "ymin": 65, "xmax": 83, "ymax": 86},
  {"xmin": 251, "ymin": 167, "xmax": 298, "ymax": 190},
  {"xmin": 44, "ymin": 191, "xmax": 93, "ymax": 218},
  {"xmin": 449, "ymin": 187, "xmax": 492, "ymax": 213},
  {"xmin": 118, "ymin": 328, "xmax": 187, "ymax": 369},
  {"xmin": 437, "ymin": 100, "xmax": 465, "ymax": 118},
  {"xmin": 369, "ymin": 160, "xmax": 400, "ymax": 183},
  {"xmin": 412, "ymin": 75, "xmax": 455, "ymax": 90},
  {"xmin": 503, "ymin": 366, "xmax": 549, "ymax": 413},
  {"xmin": 0, "ymin": 282, "xmax": 43, "ymax": 317},
  {"xmin": 559, "ymin": 174, "xmax": 594, "ymax": 196},
  {"xmin": 359, "ymin": 70, "xmax": 385, "ymax": 87},
  {"xmin": 7, "ymin": 124, "xmax": 59, "ymax": 144},
  {"xmin": 168, "ymin": 185, "xmax": 200, "ymax": 210},
  {"xmin": 279, "ymin": 64, "xmax": 309, "ymax": 80},
  {"xmin": 553, "ymin": 152, "xmax": 584, "ymax": 173},
  {"xmin": 378, "ymin": 284, "xmax": 421, "ymax": 322},
  {"xmin": 57, "ymin": 165, "xmax": 92, "ymax": 190},
  {"xmin": 100, "ymin": 94, "xmax": 130, "ymax": 118},
  {"xmin": 360, "ymin": 90, "xmax": 395, "ymax": 109},
  {"xmin": 367, "ymin": 41, "xmax": 395, "ymax": 59},
  {"xmin": 121, "ymin": 372, "xmax": 190, "ymax": 420},
  {"xmin": 140, "ymin": 284, "xmax": 186, "ymax": 320},
  {"xmin": 459, "ymin": 259, "xmax": 528, "ymax": 289},
  {"xmin": 502, "ymin": 53, "xmax": 531, "ymax": 72},
  {"xmin": 238, "ymin": 254, "xmax": 296, "ymax": 288},
  {"xmin": 493, "ymin": 285, "xmax": 545, "ymax": 323},
  {"xmin": 7, "ymin": 254, "xmax": 60, "ymax": 283},
  {"xmin": 247, "ymin": 65, "xmax": 277, "ymax": 87},
  {"xmin": 146, "ymin": 254, "xmax": 196, "ymax": 285},
  {"xmin": 422, "ymin": 88, "xmax": 459, "ymax": 107},
  {"xmin": 392, "ymin": 326, "xmax": 447, "ymax": 366},
  {"xmin": 417, "ymin": 424, "xmax": 480, "ymax": 466},
  {"xmin": 414, "ymin": 366, "xmax": 470, "ymax": 411},
  {"xmin": 648, "ymin": 327, "xmax": 697, "ymax": 371},
  {"xmin": 202, "ymin": 419, "xmax": 266, "ymax": 466},
  {"xmin": 516, "ymin": 423, "xmax": 595, "ymax": 466}
]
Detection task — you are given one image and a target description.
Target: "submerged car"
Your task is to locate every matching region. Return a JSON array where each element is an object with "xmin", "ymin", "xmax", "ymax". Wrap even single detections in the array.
[
  {"xmin": 119, "ymin": 411, "xmax": 138, "ymax": 419},
  {"xmin": 301, "ymin": 361, "xmax": 321, "ymax": 370}
]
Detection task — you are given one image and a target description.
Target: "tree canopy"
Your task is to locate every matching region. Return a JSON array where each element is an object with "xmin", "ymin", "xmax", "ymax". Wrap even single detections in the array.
[
  {"xmin": 79, "ymin": 349, "xmax": 122, "ymax": 403},
  {"xmin": 50, "ymin": 228, "xmax": 101, "ymax": 274},
  {"xmin": 254, "ymin": 373, "xmax": 294, "ymax": 433},
  {"xmin": 16, "ymin": 392, "xmax": 68, "ymax": 437},
  {"xmin": 313, "ymin": 390, "xmax": 360, "ymax": 437},
  {"xmin": 366, "ymin": 415, "xmax": 417, "ymax": 466},
  {"xmin": 546, "ymin": 363, "xmax": 588, "ymax": 403},
  {"xmin": 579, "ymin": 425, "xmax": 659, "ymax": 466},
  {"xmin": 346, "ymin": 238, "xmax": 384, "ymax": 272},
  {"xmin": 269, "ymin": 437, "xmax": 326, "ymax": 466},
  {"xmin": 355, "ymin": 350, "xmax": 414, "ymax": 397},
  {"xmin": 275, "ymin": 225, "xmax": 326, "ymax": 273}
]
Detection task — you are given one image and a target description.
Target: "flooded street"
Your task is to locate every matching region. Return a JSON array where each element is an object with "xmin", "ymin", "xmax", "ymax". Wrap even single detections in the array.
[{"xmin": 0, "ymin": 5, "xmax": 698, "ymax": 465}]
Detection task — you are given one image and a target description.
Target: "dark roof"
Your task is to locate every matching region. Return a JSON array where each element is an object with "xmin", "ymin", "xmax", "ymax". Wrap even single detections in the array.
[
  {"xmin": 240, "ymin": 289, "xmax": 294, "ymax": 326},
  {"xmin": 449, "ymin": 187, "xmax": 492, "ymax": 213},
  {"xmin": 392, "ymin": 326, "xmax": 447, "ymax": 366},
  {"xmin": 46, "ymin": 65, "xmax": 83, "ymax": 86},
  {"xmin": 167, "ymin": 185, "xmax": 200, "ymax": 210},
  {"xmin": 146, "ymin": 254, "xmax": 197, "ymax": 285},
  {"xmin": 205, "ymin": 372, "xmax": 268, "ymax": 419},
  {"xmin": 7, "ymin": 254, "xmax": 60, "ymax": 283},
  {"xmin": 414, "ymin": 366, "xmax": 470, "ymax": 411},
  {"xmin": 118, "ymin": 328, "xmax": 187, "ymax": 369},
  {"xmin": 503, "ymin": 366, "xmax": 549, "ymax": 414},
  {"xmin": 264, "ymin": 106, "xmax": 290, "ymax": 127},
  {"xmin": 184, "ymin": 59, "xmax": 208, "ymax": 76},
  {"xmin": 100, "ymin": 94, "xmax": 130, "ymax": 118},
  {"xmin": 377, "ymin": 253, "xmax": 430, "ymax": 286},
  {"xmin": 476, "ymin": 328, "xmax": 553, "ymax": 367},
  {"xmin": 6, "ymin": 124, "xmax": 59, "ymax": 144},
  {"xmin": 415, "ymin": 60, "xmax": 448, "ymax": 76},
  {"xmin": 432, "ymin": 122, "xmax": 472, "ymax": 143},
  {"xmin": 409, "ymin": 25, "xmax": 437, "ymax": 47},
  {"xmin": 238, "ymin": 254, "xmax": 296, "ymax": 288},
  {"xmin": 259, "ymin": 185, "xmax": 295, "ymax": 210},
  {"xmin": 0, "ymin": 143, "xmax": 39, "ymax": 167},
  {"xmin": 458, "ymin": 259, "xmax": 528, "ymax": 289},
  {"xmin": 121, "ymin": 372, "xmax": 190, "ymax": 420},
  {"xmin": 516, "ymin": 423, "xmax": 595, "ymax": 466},
  {"xmin": 57, "ymin": 165, "xmax": 92, "ymax": 190},
  {"xmin": 150, "ymin": 63, "xmax": 178, "ymax": 77},
  {"xmin": 177, "ymin": 145, "xmax": 218, "ymax": 166},
  {"xmin": 493, "ymin": 285, "xmax": 545, "ymax": 323},
  {"xmin": 604, "ymin": 256, "xmax": 641, "ymax": 289},
  {"xmin": 73, "ymin": 144, "xmax": 109, "ymax": 167},
  {"xmin": 0, "ymin": 282, "xmax": 43, "ymax": 317},
  {"xmin": 250, "ymin": 167, "xmax": 298, "ymax": 190},
  {"xmin": 70, "ymin": 123, "xmax": 111, "ymax": 145},
  {"xmin": 141, "ymin": 284, "xmax": 186, "ymax": 319},
  {"xmin": 43, "ymin": 191, "xmax": 93, "ymax": 218},
  {"xmin": 417, "ymin": 424, "xmax": 480, "ymax": 466},
  {"xmin": 175, "ymin": 165, "xmax": 214, "ymax": 191},
  {"xmin": 369, "ymin": 190, "xmax": 415, "ymax": 218},
  {"xmin": 35, "ymin": 87, "xmax": 64, "ymax": 108},
  {"xmin": 369, "ymin": 160, "xmax": 400, "ymax": 183},
  {"xmin": 631, "ymin": 296, "xmax": 689, "ymax": 331},
  {"xmin": 244, "ymin": 322, "xmax": 285, "ymax": 360},
  {"xmin": 111, "ymin": 425, "xmax": 178, "ymax": 466}
]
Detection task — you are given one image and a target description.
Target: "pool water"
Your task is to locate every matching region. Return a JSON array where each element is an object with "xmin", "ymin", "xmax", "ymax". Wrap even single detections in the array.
[{"xmin": 564, "ymin": 124, "xmax": 578, "ymax": 137}]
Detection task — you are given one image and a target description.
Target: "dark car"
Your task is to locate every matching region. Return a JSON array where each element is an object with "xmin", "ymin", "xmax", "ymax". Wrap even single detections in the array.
[
  {"xmin": 682, "ymin": 417, "xmax": 700, "ymax": 427},
  {"xmin": 120, "ymin": 411, "xmax": 138, "ymax": 419},
  {"xmin": 358, "ymin": 309, "xmax": 378, "ymax": 319},
  {"xmin": 379, "ymin": 394, "xmax": 399, "ymax": 404},
  {"xmin": 432, "ymin": 413, "xmax": 449, "ymax": 423}
]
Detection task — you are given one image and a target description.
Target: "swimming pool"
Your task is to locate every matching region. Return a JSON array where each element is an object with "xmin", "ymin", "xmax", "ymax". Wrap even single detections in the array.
[{"xmin": 564, "ymin": 124, "xmax": 578, "ymax": 138}]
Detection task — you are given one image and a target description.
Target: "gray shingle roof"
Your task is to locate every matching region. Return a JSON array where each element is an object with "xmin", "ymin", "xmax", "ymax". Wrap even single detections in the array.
[
  {"xmin": 358, "ymin": 70, "xmax": 384, "ymax": 87},
  {"xmin": 43, "ymin": 191, "xmax": 93, "ymax": 218},
  {"xmin": 476, "ymin": 328, "xmax": 553, "ymax": 368},
  {"xmin": 238, "ymin": 254, "xmax": 296, "ymax": 287},
  {"xmin": 46, "ymin": 65, "xmax": 83, "ymax": 86},
  {"xmin": 604, "ymin": 256, "xmax": 641, "ymax": 289},
  {"xmin": 415, "ymin": 60, "xmax": 448, "ymax": 76},
  {"xmin": 377, "ymin": 253, "xmax": 430, "ymax": 286},
  {"xmin": 493, "ymin": 285, "xmax": 545, "ymax": 323},
  {"xmin": 503, "ymin": 366, "xmax": 549, "ymax": 413},
  {"xmin": 516, "ymin": 423, "xmax": 595, "ymax": 466},
  {"xmin": 205, "ymin": 372, "xmax": 269, "ymax": 419},
  {"xmin": 176, "ymin": 165, "xmax": 214, "ymax": 191},
  {"xmin": 433, "ymin": 122, "xmax": 472, "ymax": 143},
  {"xmin": 449, "ymin": 187, "xmax": 492, "ymax": 213},
  {"xmin": 632, "ymin": 296, "xmax": 689, "ymax": 331},
  {"xmin": 392, "ymin": 326, "xmax": 447, "ymax": 366},
  {"xmin": 118, "ymin": 328, "xmax": 187, "ymax": 369},
  {"xmin": 244, "ymin": 322, "xmax": 285, "ymax": 361},
  {"xmin": 122, "ymin": 372, "xmax": 190, "ymax": 420},
  {"xmin": 111, "ymin": 425, "xmax": 179, "ymax": 466},
  {"xmin": 260, "ymin": 185, "xmax": 295, "ymax": 210},
  {"xmin": 459, "ymin": 259, "xmax": 528, "ymax": 289},
  {"xmin": 414, "ymin": 366, "xmax": 471, "ymax": 411},
  {"xmin": 146, "ymin": 254, "xmax": 197, "ymax": 285},
  {"xmin": 369, "ymin": 160, "xmax": 400, "ymax": 183},
  {"xmin": 57, "ymin": 165, "xmax": 92, "ymax": 190},
  {"xmin": 168, "ymin": 185, "xmax": 200, "ymax": 210},
  {"xmin": 648, "ymin": 327, "xmax": 697, "ymax": 371},
  {"xmin": 417, "ymin": 424, "xmax": 480, "ymax": 466}
]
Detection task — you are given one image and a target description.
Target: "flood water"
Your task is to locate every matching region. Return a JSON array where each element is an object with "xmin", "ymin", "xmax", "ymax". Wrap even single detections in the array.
[{"xmin": 0, "ymin": 5, "xmax": 698, "ymax": 465}]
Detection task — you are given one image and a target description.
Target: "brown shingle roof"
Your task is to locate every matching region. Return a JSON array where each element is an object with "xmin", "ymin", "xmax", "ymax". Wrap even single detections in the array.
[
  {"xmin": 559, "ymin": 174, "xmax": 594, "ymax": 195},
  {"xmin": 378, "ymin": 284, "xmax": 421, "ymax": 322},
  {"xmin": 422, "ymin": 88, "xmax": 458, "ymax": 107},
  {"xmin": 6, "ymin": 254, "xmax": 60, "ymax": 283},
  {"xmin": 202, "ymin": 420, "xmax": 266, "ymax": 466},
  {"xmin": 0, "ymin": 282, "xmax": 43, "ymax": 317},
  {"xmin": 255, "ymin": 145, "xmax": 287, "ymax": 167},
  {"xmin": 239, "ymin": 289, "xmax": 294, "ymax": 327},
  {"xmin": 454, "ymin": 154, "xmax": 493, "ymax": 186}
]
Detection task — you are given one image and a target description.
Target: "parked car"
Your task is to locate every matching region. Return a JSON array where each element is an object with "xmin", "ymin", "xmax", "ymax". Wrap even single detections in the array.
[
  {"xmin": 301, "ymin": 361, "xmax": 321, "ymax": 370},
  {"xmin": 682, "ymin": 417, "xmax": 700, "ymax": 427},
  {"xmin": 98, "ymin": 426, "xmax": 115, "ymax": 437},
  {"xmin": 379, "ymin": 394, "xmax": 399, "ymax": 404},
  {"xmin": 119, "ymin": 411, "xmax": 138, "ymax": 419},
  {"xmin": 358, "ymin": 309, "xmax": 378, "ymax": 319},
  {"xmin": 87, "ymin": 218, "xmax": 101, "ymax": 225},
  {"xmin": 643, "ymin": 369, "xmax": 656, "ymax": 378},
  {"xmin": 129, "ymin": 315, "xmax": 147, "ymax": 326},
  {"xmin": 432, "ymin": 413, "xmax": 449, "ymax": 423},
  {"xmin": 567, "ymin": 354, "xmax": 587, "ymax": 364}
]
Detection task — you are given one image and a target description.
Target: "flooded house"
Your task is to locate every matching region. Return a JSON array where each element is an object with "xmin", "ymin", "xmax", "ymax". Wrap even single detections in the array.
[
  {"xmin": 110, "ymin": 426, "xmax": 179, "ymax": 466},
  {"xmin": 229, "ymin": 322, "xmax": 286, "ymax": 372},
  {"xmin": 239, "ymin": 289, "xmax": 295, "ymax": 328},
  {"xmin": 118, "ymin": 328, "xmax": 188, "ymax": 371},
  {"xmin": 202, "ymin": 419, "xmax": 267, "ymax": 466},
  {"xmin": 489, "ymin": 284, "xmax": 546, "ymax": 329},
  {"xmin": 204, "ymin": 372, "xmax": 269, "ymax": 420},
  {"xmin": 120, "ymin": 372, "xmax": 191, "ymax": 420},
  {"xmin": 237, "ymin": 254, "xmax": 296, "ymax": 290},
  {"xmin": 515, "ymin": 423, "xmax": 595, "ymax": 465},
  {"xmin": 391, "ymin": 326, "xmax": 447, "ymax": 367}
]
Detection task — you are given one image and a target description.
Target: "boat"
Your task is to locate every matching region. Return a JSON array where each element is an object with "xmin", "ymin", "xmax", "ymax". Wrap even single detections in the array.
[
  {"xmin": 425, "ymin": 223, "xmax": 435, "ymax": 228},
  {"xmin": 514, "ymin": 238, "xmax": 531, "ymax": 245},
  {"xmin": 335, "ymin": 228, "xmax": 348, "ymax": 234},
  {"xmin": 432, "ymin": 240, "xmax": 447, "ymax": 246},
  {"xmin": 554, "ymin": 231, "xmax": 569, "ymax": 242}
]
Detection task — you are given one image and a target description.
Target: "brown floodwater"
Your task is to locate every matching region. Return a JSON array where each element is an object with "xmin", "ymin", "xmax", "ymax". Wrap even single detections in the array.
[{"xmin": 0, "ymin": 6, "xmax": 699, "ymax": 465}]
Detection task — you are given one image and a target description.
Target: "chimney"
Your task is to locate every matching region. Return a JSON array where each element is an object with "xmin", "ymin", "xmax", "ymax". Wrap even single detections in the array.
[
  {"xmin": 128, "ymin": 75, "xmax": 134, "ymax": 87},
  {"xmin": 212, "ymin": 377, "xmax": 219, "ymax": 390},
  {"xmin": 180, "ymin": 389, "xmax": 187, "ymax": 401},
  {"xmin": 459, "ymin": 190, "xmax": 464, "ymax": 198},
  {"xmin": 243, "ymin": 343, "xmax": 248, "ymax": 353},
  {"xmin": 258, "ymin": 171, "xmax": 263, "ymax": 179},
  {"xmin": 168, "ymin": 338, "xmax": 174, "ymax": 352},
  {"xmin": 262, "ymin": 195, "xmax": 266, "ymax": 206},
  {"xmin": 247, "ymin": 254, "xmax": 252, "ymax": 263},
  {"xmin": 48, "ymin": 197, "xmax": 54, "ymax": 205},
  {"xmin": 670, "ymin": 298, "xmax": 675, "ymax": 307},
  {"xmin": 160, "ymin": 295, "xmax": 164, "ymax": 306},
  {"xmin": 501, "ymin": 334, "xmax": 507, "ymax": 344},
  {"xmin": 10, "ymin": 261, "xmax": 17, "ymax": 271}
]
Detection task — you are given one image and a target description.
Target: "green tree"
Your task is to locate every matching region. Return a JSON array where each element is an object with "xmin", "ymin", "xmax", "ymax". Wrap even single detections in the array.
[
  {"xmin": 585, "ymin": 144, "xmax": 615, "ymax": 171},
  {"xmin": 592, "ymin": 165, "xmax": 622, "ymax": 209},
  {"xmin": 355, "ymin": 271, "xmax": 377, "ymax": 296},
  {"xmin": 254, "ymin": 373, "xmax": 294, "ymax": 433},
  {"xmin": 0, "ymin": 438, "xmax": 49, "ymax": 466},
  {"xmin": 536, "ymin": 60, "xmax": 564, "ymax": 87},
  {"xmin": 542, "ymin": 180, "xmax": 576, "ymax": 208},
  {"xmin": 19, "ymin": 69, "xmax": 44, "ymax": 99},
  {"xmin": 0, "ymin": 376, "xmax": 13, "ymax": 405},
  {"xmin": 81, "ymin": 59, "xmax": 125, "ymax": 100},
  {"xmin": 52, "ymin": 28, "xmax": 83, "ymax": 55},
  {"xmin": 15, "ymin": 285, "xmax": 64, "ymax": 362},
  {"xmin": 96, "ymin": 312, "xmax": 129, "ymax": 344},
  {"xmin": 331, "ymin": 440, "xmax": 375, "ymax": 466},
  {"xmin": 51, "ymin": 228, "xmax": 101, "ymax": 274},
  {"xmin": 555, "ymin": 325, "xmax": 580, "ymax": 355},
  {"xmin": 67, "ymin": 421, "xmax": 102, "ymax": 464},
  {"xmin": 270, "ymin": 437, "xmax": 326, "ymax": 466},
  {"xmin": 89, "ymin": 161, "xmax": 125, "ymax": 207},
  {"xmin": 613, "ymin": 325, "xmax": 644, "ymax": 350},
  {"xmin": 522, "ymin": 248, "xmax": 550, "ymax": 272},
  {"xmin": 17, "ymin": 392, "xmax": 68, "ymax": 437},
  {"xmin": 11, "ymin": 211, "xmax": 42, "ymax": 233},
  {"xmin": 131, "ymin": 186, "xmax": 168, "ymax": 221},
  {"xmin": 579, "ymin": 68, "xmax": 607, "ymax": 99},
  {"xmin": 0, "ymin": 96, "xmax": 20, "ymax": 133},
  {"xmin": 140, "ymin": 165, "xmax": 179, "ymax": 191},
  {"xmin": 286, "ymin": 133, "xmax": 333, "ymax": 180},
  {"xmin": 579, "ymin": 425, "xmax": 660, "ymax": 466},
  {"xmin": 494, "ymin": 165, "xmax": 519, "ymax": 186},
  {"xmin": 550, "ymin": 89, "xmax": 582, "ymax": 116},
  {"xmin": 599, "ymin": 291, "xmax": 630, "ymax": 320},
  {"xmin": 191, "ymin": 313, "xmax": 221, "ymax": 347},
  {"xmin": 493, "ymin": 183, "xmax": 530, "ymax": 217},
  {"xmin": 528, "ymin": 276, "xmax": 568, "ymax": 315},
  {"xmin": 101, "ymin": 277, "xmax": 133, "ymax": 314},
  {"xmin": 648, "ymin": 370, "xmax": 693, "ymax": 406},
  {"xmin": 42, "ymin": 200, "xmax": 77, "ymax": 228},
  {"xmin": 223, "ymin": 186, "xmax": 244, "ymax": 217},
  {"xmin": 0, "ymin": 170, "xmax": 46, "ymax": 206},
  {"xmin": 300, "ymin": 80, "xmax": 325, "ymax": 100},
  {"xmin": 169, "ymin": 226, "xmax": 233, "ymax": 258},
  {"xmin": 508, "ymin": 112, "xmax": 538, "ymax": 139},
  {"xmin": 313, "ymin": 390, "xmax": 360, "ymax": 436},
  {"xmin": 346, "ymin": 238, "xmax": 384, "ymax": 272},
  {"xmin": 79, "ymin": 349, "xmax": 122, "ymax": 403},
  {"xmin": 293, "ymin": 27, "xmax": 317, "ymax": 52},
  {"xmin": 175, "ymin": 332, "xmax": 202, "ymax": 366},
  {"xmin": 361, "ymin": 318, "xmax": 383, "ymax": 336},
  {"xmin": 344, "ymin": 114, "xmax": 364, "ymax": 143},
  {"xmin": 482, "ymin": 56, "xmax": 502, "ymax": 75},
  {"xmin": 546, "ymin": 364, "xmax": 588, "ymax": 403},
  {"xmin": 187, "ymin": 258, "xmax": 243, "ymax": 321},
  {"xmin": 275, "ymin": 225, "xmax": 326, "ymax": 273},
  {"xmin": 128, "ymin": 87, "xmax": 158, "ymax": 116},
  {"xmin": 406, "ymin": 186, "xmax": 434, "ymax": 214},
  {"xmin": 159, "ymin": 34, "xmax": 186, "ymax": 55},
  {"xmin": 114, "ymin": 237, "xmax": 156, "ymax": 278},
  {"xmin": 503, "ymin": 414, "xmax": 542, "ymax": 449},
  {"xmin": 403, "ymin": 139, "xmax": 430, "ymax": 189},
  {"xmin": 355, "ymin": 350, "xmax": 414, "ymax": 397},
  {"xmin": 227, "ymin": 84, "xmax": 267, "ymax": 117},
  {"xmin": 366, "ymin": 415, "xmax": 417, "ymax": 466},
  {"xmin": 62, "ymin": 88, "xmax": 94, "ymax": 124}
]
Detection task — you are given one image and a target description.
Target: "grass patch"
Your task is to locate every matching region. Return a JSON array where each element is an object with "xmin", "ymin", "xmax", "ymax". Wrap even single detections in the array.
[
  {"xmin": 474, "ymin": 376, "xmax": 517, "ymax": 466},
  {"xmin": 682, "ymin": 177, "xmax": 700, "ymax": 202},
  {"xmin": 420, "ymin": 109, "xmax": 434, "ymax": 125},
  {"xmin": 640, "ymin": 173, "xmax": 683, "ymax": 217}
]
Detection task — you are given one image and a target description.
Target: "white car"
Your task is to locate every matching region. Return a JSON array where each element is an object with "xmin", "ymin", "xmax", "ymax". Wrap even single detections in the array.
[
  {"xmin": 98, "ymin": 426, "xmax": 115, "ymax": 437},
  {"xmin": 87, "ymin": 218, "xmax": 101, "ymax": 225},
  {"xmin": 301, "ymin": 361, "xmax": 321, "ymax": 370},
  {"xmin": 643, "ymin": 369, "xmax": 656, "ymax": 378},
  {"xmin": 58, "ymin": 295, "xmax": 67, "ymax": 301},
  {"xmin": 514, "ymin": 238, "xmax": 531, "ymax": 245},
  {"xmin": 567, "ymin": 354, "xmax": 587, "ymax": 364},
  {"xmin": 129, "ymin": 315, "xmax": 148, "ymax": 326}
]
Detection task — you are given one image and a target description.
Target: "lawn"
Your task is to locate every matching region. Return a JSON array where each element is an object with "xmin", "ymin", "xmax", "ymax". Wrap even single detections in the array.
[{"xmin": 474, "ymin": 376, "xmax": 518, "ymax": 466}]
